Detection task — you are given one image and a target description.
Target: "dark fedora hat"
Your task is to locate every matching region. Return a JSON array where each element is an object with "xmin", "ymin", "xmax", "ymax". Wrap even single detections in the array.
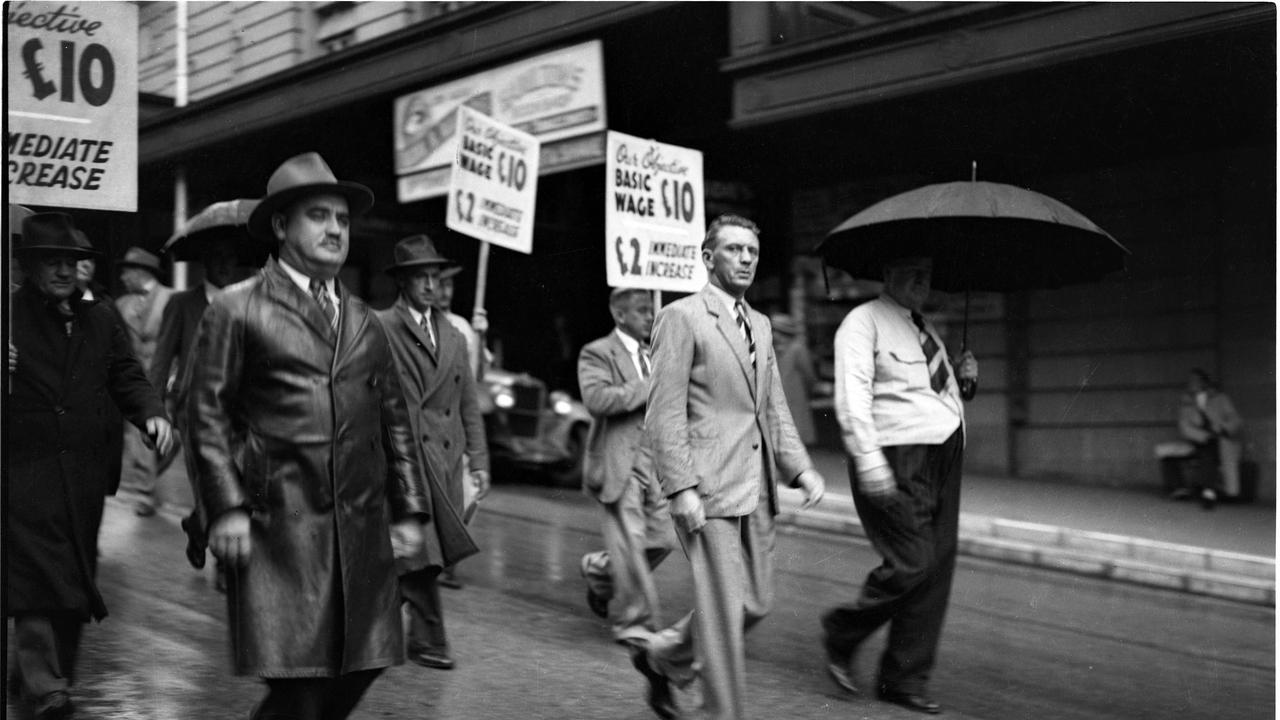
[
  {"xmin": 385, "ymin": 234, "xmax": 459, "ymax": 275},
  {"xmin": 247, "ymin": 152, "xmax": 375, "ymax": 241},
  {"xmin": 15, "ymin": 212, "xmax": 97, "ymax": 259},
  {"xmin": 118, "ymin": 246, "xmax": 163, "ymax": 276}
]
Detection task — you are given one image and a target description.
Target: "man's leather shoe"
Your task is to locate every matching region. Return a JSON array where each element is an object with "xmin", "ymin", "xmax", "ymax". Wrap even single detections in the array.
[
  {"xmin": 409, "ymin": 647, "xmax": 455, "ymax": 670},
  {"xmin": 34, "ymin": 690, "xmax": 74, "ymax": 719},
  {"xmin": 438, "ymin": 570, "xmax": 463, "ymax": 590},
  {"xmin": 631, "ymin": 650, "xmax": 677, "ymax": 720},
  {"xmin": 586, "ymin": 588, "xmax": 609, "ymax": 619},
  {"xmin": 879, "ymin": 689, "xmax": 941, "ymax": 714}
]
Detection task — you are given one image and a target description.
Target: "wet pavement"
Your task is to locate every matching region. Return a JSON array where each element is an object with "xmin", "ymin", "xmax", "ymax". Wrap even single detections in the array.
[{"xmin": 7, "ymin": 485, "xmax": 1274, "ymax": 719}]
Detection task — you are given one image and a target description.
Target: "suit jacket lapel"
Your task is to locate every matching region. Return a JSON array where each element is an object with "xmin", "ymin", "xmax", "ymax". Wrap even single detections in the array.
[
  {"xmin": 608, "ymin": 332, "xmax": 640, "ymax": 383},
  {"xmin": 700, "ymin": 288, "xmax": 756, "ymax": 402},
  {"xmin": 334, "ymin": 284, "xmax": 369, "ymax": 369},
  {"xmin": 743, "ymin": 302, "xmax": 767, "ymax": 409},
  {"xmin": 396, "ymin": 298, "xmax": 439, "ymax": 366},
  {"xmin": 262, "ymin": 258, "xmax": 336, "ymax": 347}
]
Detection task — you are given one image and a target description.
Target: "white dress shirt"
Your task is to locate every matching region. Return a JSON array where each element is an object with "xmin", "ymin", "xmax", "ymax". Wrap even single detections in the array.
[
  {"xmin": 613, "ymin": 327, "xmax": 649, "ymax": 378},
  {"xmin": 834, "ymin": 295, "xmax": 964, "ymax": 476},
  {"xmin": 407, "ymin": 305, "xmax": 437, "ymax": 347},
  {"xmin": 278, "ymin": 258, "xmax": 339, "ymax": 321}
]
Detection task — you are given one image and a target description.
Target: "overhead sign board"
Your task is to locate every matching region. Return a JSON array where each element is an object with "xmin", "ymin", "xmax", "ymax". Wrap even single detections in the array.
[
  {"xmin": 395, "ymin": 39, "xmax": 605, "ymax": 202},
  {"xmin": 604, "ymin": 131, "xmax": 706, "ymax": 292},
  {"xmin": 446, "ymin": 107, "xmax": 541, "ymax": 254},
  {"xmin": 6, "ymin": 1, "xmax": 138, "ymax": 211}
]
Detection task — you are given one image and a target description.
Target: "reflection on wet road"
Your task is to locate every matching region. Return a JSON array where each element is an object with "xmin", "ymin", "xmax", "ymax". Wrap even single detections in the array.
[{"xmin": 7, "ymin": 486, "xmax": 1273, "ymax": 719}]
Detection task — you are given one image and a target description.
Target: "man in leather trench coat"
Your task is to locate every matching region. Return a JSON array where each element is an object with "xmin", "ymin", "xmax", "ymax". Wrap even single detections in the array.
[{"xmin": 185, "ymin": 153, "xmax": 448, "ymax": 720}]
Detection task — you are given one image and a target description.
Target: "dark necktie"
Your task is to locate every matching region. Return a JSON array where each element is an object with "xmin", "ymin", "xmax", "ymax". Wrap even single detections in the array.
[
  {"xmin": 420, "ymin": 313, "xmax": 436, "ymax": 353},
  {"xmin": 309, "ymin": 278, "xmax": 337, "ymax": 331},
  {"xmin": 912, "ymin": 311, "xmax": 949, "ymax": 394},
  {"xmin": 735, "ymin": 301, "xmax": 756, "ymax": 370},
  {"xmin": 638, "ymin": 346, "xmax": 651, "ymax": 379}
]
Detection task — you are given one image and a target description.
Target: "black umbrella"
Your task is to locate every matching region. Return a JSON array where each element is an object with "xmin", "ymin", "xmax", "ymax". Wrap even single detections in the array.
[
  {"xmin": 817, "ymin": 177, "xmax": 1128, "ymax": 397},
  {"xmin": 162, "ymin": 199, "xmax": 267, "ymax": 265},
  {"xmin": 817, "ymin": 180, "xmax": 1129, "ymax": 293}
]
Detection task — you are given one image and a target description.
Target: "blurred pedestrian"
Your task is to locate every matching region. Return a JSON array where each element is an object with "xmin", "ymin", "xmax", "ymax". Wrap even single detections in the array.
[
  {"xmin": 1177, "ymin": 368, "xmax": 1244, "ymax": 508},
  {"xmin": 149, "ymin": 232, "xmax": 248, "ymax": 579},
  {"xmin": 576, "ymin": 288, "xmax": 678, "ymax": 715},
  {"xmin": 770, "ymin": 312, "xmax": 817, "ymax": 446},
  {"xmin": 185, "ymin": 152, "xmax": 429, "ymax": 720},
  {"xmin": 7, "ymin": 212, "xmax": 173, "ymax": 720},
  {"xmin": 644, "ymin": 215, "xmax": 826, "ymax": 720},
  {"xmin": 114, "ymin": 246, "xmax": 177, "ymax": 516},
  {"xmin": 433, "ymin": 261, "xmax": 492, "ymax": 588},
  {"xmin": 375, "ymin": 234, "xmax": 486, "ymax": 671},
  {"xmin": 821, "ymin": 255, "xmax": 978, "ymax": 715}
]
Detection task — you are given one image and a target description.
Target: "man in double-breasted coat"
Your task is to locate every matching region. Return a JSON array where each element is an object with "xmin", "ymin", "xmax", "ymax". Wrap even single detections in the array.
[
  {"xmin": 8, "ymin": 212, "xmax": 174, "ymax": 719},
  {"xmin": 186, "ymin": 153, "xmax": 435, "ymax": 720},
  {"xmin": 374, "ymin": 234, "xmax": 488, "ymax": 671}
]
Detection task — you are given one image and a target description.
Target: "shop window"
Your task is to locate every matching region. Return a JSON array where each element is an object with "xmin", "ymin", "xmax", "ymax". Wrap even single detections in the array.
[
  {"xmin": 319, "ymin": 29, "xmax": 356, "ymax": 55},
  {"xmin": 315, "ymin": 1, "xmax": 358, "ymax": 55}
]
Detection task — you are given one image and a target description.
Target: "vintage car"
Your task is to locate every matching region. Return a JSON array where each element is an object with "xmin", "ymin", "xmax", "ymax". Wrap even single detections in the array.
[{"xmin": 483, "ymin": 367, "xmax": 592, "ymax": 487}]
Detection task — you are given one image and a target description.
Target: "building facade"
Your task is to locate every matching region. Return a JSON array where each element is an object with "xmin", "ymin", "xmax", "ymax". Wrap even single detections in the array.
[{"xmin": 129, "ymin": 1, "xmax": 1275, "ymax": 498}]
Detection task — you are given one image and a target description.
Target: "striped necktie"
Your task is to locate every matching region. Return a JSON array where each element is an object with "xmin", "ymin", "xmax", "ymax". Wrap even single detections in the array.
[
  {"xmin": 912, "ymin": 311, "xmax": 949, "ymax": 394},
  {"xmin": 309, "ymin": 278, "xmax": 337, "ymax": 331},
  {"xmin": 735, "ymin": 301, "xmax": 756, "ymax": 370},
  {"xmin": 638, "ymin": 345, "xmax": 651, "ymax": 379}
]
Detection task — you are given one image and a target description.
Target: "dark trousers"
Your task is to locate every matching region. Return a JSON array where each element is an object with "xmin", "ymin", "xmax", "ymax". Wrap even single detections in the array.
[
  {"xmin": 250, "ymin": 668, "xmax": 381, "ymax": 720},
  {"xmin": 822, "ymin": 429, "xmax": 963, "ymax": 695},
  {"xmin": 10, "ymin": 613, "xmax": 83, "ymax": 701},
  {"xmin": 400, "ymin": 568, "xmax": 448, "ymax": 653}
]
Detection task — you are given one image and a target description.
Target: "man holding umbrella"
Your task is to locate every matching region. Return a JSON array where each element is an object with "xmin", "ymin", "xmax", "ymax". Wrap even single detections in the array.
[{"xmin": 820, "ymin": 255, "xmax": 977, "ymax": 714}]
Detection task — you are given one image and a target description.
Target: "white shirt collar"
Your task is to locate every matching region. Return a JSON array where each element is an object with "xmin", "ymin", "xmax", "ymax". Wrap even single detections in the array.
[
  {"xmin": 279, "ymin": 257, "xmax": 336, "ymax": 298},
  {"xmin": 705, "ymin": 282, "xmax": 744, "ymax": 317},
  {"xmin": 614, "ymin": 327, "xmax": 642, "ymax": 355},
  {"xmin": 203, "ymin": 280, "xmax": 219, "ymax": 304}
]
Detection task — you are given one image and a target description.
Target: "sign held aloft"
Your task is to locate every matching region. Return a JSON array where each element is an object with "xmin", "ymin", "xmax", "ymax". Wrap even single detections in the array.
[
  {"xmin": 605, "ymin": 131, "xmax": 706, "ymax": 293},
  {"xmin": 6, "ymin": 1, "xmax": 138, "ymax": 212},
  {"xmin": 447, "ymin": 106, "xmax": 541, "ymax": 255}
]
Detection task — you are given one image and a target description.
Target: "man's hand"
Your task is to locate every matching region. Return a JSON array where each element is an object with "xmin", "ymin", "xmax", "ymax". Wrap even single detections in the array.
[
  {"xmin": 471, "ymin": 309, "xmax": 489, "ymax": 334},
  {"xmin": 856, "ymin": 464, "xmax": 896, "ymax": 500},
  {"xmin": 8, "ymin": 342, "xmax": 17, "ymax": 373},
  {"xmin": 209, "ymin": 509, "xmax": 252, "ymax": 567},
  {"xmin": 470, "ymin": 470, "xmax": 491, "ymax": 501},
  {"xmin": 956, "ymin": 351, "xmax": 978, "ymax": 382},
  {"xmin": 144, "ymin": 416, "xmax": 174, "ymax": 456},
  {"xmin": 669, "ymin": 488, "xmax": 706, "ymax": 535},
  {"xmin": 390, "ymin": 519, "xmax": 424, "ymax": 560},
  {"xmin": 796, "ymin": 469, "xmax": 826, "ymax": 510}
]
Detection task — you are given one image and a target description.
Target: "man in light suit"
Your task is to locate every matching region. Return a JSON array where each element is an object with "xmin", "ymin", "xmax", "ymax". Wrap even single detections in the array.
[
  {"xmin": 375, "ymin": 234, "xmax": 489, "ymax": 671},
  {"xmin": 643, "ymin": 215, "xmax": 826, "ymax": 720},
  {"xmin": 115, "ymin": 246, "xmax": 177, "ymax": 516},
  {"xmin": 577, "ymin": 288, "xmax": 678, "ymax": 715}
]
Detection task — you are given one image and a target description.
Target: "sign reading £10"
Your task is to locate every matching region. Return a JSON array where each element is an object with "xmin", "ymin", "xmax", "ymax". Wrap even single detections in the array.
[
  {"xmin": 6, "ymin": 2, "xmax": 138, "ymax": 211},
  {"xmin": 446, "ymin": 106, "xmax": 541, "ymax": 255},
  {"xmin": 605, "ymin": 131, "xmax": 706, "ymax": 293}
]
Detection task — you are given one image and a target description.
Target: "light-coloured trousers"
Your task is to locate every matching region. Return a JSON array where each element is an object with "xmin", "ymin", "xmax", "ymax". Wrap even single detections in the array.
[{"xmin": 652, "ymin": 502, "xmax": 776, "ymax": 720}]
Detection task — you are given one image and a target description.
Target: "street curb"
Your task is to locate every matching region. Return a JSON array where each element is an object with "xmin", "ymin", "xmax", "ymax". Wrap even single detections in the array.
[{"xmin": 776, "ymin": 499, "xmax": 1276, "ymax": 607}]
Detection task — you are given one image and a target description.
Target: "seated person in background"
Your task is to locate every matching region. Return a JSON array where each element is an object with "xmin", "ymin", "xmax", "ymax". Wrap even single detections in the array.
[{"xmin": 1176, "ymin": 368, "xmax": 1243, "ymax": 509}]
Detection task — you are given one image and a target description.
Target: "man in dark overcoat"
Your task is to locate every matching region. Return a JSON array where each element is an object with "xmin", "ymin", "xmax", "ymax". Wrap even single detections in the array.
[
  {"xmin": 7, "ymin": 212, "xmax": 174, "ymax": 719},
  {"xmin": 374, "ymin": 234, "xmax": 487, "ymax": 671},
  {"xmin": 185, "ymin": 153, "xmax": 436, "ymax": 720}
]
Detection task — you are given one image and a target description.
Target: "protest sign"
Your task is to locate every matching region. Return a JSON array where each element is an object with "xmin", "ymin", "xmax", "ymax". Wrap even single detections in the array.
[
  {"xmin": 6, "ymin": 1, "xmax": 138, "ymax": 211},
  {"xmin": 605, "ymin": 131, "xmax": 706, "ymax": 292},
  {"xmin": 446, "ymin": 106, "xmax": 541, "ymax": 255}
]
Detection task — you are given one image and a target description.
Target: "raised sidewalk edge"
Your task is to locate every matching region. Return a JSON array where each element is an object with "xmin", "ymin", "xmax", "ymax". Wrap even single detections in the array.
[{"xmin": 775, "ymin": 492, "xmax": 1275, "ymax": 607}]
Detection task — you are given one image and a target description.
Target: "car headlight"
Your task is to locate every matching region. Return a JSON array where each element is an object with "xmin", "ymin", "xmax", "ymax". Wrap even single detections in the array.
[
  {"xmin": 494, "ymin": 389, "xmax": 516, "ymax": 409},
  {"xmin": 549, "ymin": 390, "xmax": 573, "ymax": 415}
]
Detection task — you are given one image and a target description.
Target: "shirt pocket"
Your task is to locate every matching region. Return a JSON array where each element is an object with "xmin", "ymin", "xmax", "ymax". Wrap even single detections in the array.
[{"xmin": 885, "ymin": 349, "xmax": 929, "ymax": 388}]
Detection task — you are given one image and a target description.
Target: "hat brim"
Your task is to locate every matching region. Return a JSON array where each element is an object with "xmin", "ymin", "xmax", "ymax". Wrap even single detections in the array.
[
  {"xmin": 247, "ymin": 181, "xmax": 375, "ymax": 241},
  {"xmin": 15, "ymin": 245, "xmax": 99, "ymax": 260},
  {"xmin": 384, "ymin": 259, "xmax": 461, "ymax": 276},
  {"xmin": 118, "ymin": 261, "xmax": 163, "ymax": 275}
]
